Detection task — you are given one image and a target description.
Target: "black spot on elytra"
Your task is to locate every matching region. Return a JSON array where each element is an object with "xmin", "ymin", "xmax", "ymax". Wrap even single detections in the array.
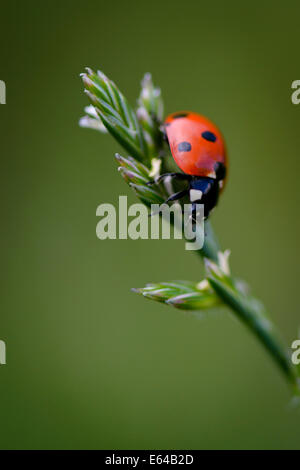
[
  {"xmin": 202, "ymin": 131, "xmax": 217, "ymax": 142},
  {"xmin": 172, "ymin": 112, "xmax": 189, "ymax": 119},
  {"xmin": 178, "ymin": 141, "xmax": 192, "ymax": 152}
]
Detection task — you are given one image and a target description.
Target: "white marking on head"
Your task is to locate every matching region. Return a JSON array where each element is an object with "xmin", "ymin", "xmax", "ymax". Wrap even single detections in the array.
[
  {"xmin": 190, "ymin": 189, "xmax": 203, "ymax": 202},
  {"xmin": 207, "ymin": 171, "xmax": 216, "ymax": 178},
  {"xmin": 219, "ymin": 180, "xmax": 224, "ymax": 189}
]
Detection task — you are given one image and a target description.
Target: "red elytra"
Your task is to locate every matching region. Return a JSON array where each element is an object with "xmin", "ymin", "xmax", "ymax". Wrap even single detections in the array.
[{"xmin": 164, "ymin": 111, "xmax": 227, "ymax": 182}]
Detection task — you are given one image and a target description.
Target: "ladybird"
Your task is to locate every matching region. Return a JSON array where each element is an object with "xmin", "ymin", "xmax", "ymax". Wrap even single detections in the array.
[{"xmin": 149, "ymin": 111, "xmax": 227, "ymax": 219}]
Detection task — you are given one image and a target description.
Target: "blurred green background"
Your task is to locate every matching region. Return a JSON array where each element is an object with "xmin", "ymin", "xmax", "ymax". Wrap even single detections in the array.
[{"xmin": 1, "ymin": 0, "xmax": 299, "ymax": 450}]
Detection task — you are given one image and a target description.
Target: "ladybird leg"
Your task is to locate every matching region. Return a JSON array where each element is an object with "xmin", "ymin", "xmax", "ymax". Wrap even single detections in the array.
[
  {"xmin": 163, "ymin": 189, "xmax": 189, "ymax": 204},
  {"xmin": 189, "ymin": 202, "xmax": 208, "ymax": 231},
  {"xmin": 148, "ymin": 189, "xmax": 189, "ymax": 217},
  {"xmin": 191, "ymin": 202, "xmax": 204, "ymax": 223},
  {"xmin": 146, "ymin": 173, "xmax": 192, "ymax": 186}
]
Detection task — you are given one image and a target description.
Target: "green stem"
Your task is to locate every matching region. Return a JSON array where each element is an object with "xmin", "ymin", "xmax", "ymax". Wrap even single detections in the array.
[
  {"xmin": 209, "ymin": 276, "xmax": 299, "ymax": 392},
  {"xmin": 200, "ymin": 220, "xmax": 221, "ymax": 263},
  {"xmin": 198, "ymin": 221, "xmax": 300, "ymax": 394}
]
